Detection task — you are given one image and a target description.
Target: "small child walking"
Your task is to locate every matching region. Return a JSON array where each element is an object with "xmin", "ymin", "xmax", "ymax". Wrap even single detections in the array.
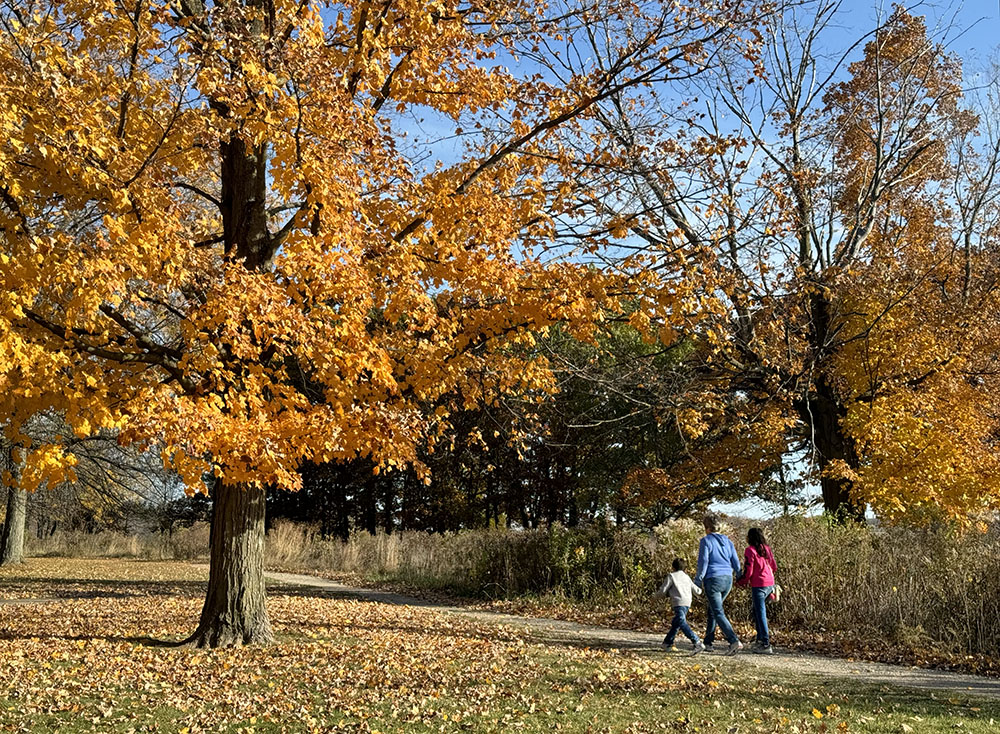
[{"xmin": 658, "ymin": 558, "xmax": 705, "ymax": 655}]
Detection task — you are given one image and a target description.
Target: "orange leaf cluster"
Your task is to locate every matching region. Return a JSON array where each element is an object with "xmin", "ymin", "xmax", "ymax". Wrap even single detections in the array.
[{"xmin": 0, "ymin": 0, "xmax": 728, "ymax": 491}]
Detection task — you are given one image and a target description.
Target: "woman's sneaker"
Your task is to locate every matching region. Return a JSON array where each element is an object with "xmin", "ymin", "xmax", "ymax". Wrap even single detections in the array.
[
  {"xmin": 752, "ymin": 644, "xmax": 774, "ymax": 655},
  {"xmin": 725, "ymin": 640, "xmax": 743, "ymax": 656},
  {"xmin": 690, "ymin": 641, "xmax": 705, "ymax": 656}
]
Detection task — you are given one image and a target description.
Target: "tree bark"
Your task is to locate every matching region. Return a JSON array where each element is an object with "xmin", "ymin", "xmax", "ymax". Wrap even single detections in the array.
[
  {"xmin": 810, "ymin": 375, "xmax": 865, "ymax": 522},
  {"xmin": 188, "ymin": 481, "xmax": 273, "ymax": 647},
  {"xmin": 0, "ymin": 486, "xmax": 26, "ymax": 566},
  {"xmin": 806, "ymin": 291, "xmax": 865, "ymax": 521},
  {"xmin": 362, "ymin": 475, "xmax": 377, "ymax": 535},
  {"xmin": 0, "ymin": 440, "xmax": 24, "ymax": 565}
]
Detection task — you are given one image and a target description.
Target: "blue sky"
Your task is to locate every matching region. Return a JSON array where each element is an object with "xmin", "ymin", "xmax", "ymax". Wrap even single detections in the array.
[{"xmin": 843, "ymin": 1, "xmax": 997, "ymax": 64}]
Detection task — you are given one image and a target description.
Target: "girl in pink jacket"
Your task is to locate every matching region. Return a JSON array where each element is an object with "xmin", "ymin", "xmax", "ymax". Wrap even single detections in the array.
[{"xmin": 737, "ymin": 527, "xmax": 777, "ymax": 654}]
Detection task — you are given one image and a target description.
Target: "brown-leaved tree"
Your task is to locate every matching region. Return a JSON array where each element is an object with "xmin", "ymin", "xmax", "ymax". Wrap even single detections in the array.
[{"xmin": 561, "ymin": 1, "xmax": 1000, "ymax": 522}]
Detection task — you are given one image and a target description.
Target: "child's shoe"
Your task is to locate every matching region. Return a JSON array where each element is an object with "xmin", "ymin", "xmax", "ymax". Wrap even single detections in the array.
[
  {"xmin": 752, "ymin": 644, "xmax": 774, "ymax": 655},
  {"xmin": 690, "ymin": 641, "xmax": 705, "ymax": 656},
  {"xmin": 725, "ymin": 640, "xmax": 743, "ymax": 656},
  {"xmin": 660, "ymin": 641, "xmax": 678, "ymax": 652}
]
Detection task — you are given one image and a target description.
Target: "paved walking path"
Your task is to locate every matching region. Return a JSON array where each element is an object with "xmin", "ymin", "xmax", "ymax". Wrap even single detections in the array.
[{"xmin": 264, "ymin": 569, "xmax": 1000, "ymax": 700}]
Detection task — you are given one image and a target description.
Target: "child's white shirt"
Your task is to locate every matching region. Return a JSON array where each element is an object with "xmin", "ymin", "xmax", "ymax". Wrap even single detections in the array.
[{"xmin": 658, "ymin": 570, "xmax": 702, "ymax": 608}]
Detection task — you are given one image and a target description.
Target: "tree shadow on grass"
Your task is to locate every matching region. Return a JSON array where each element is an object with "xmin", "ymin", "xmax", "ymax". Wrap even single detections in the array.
[
  {"xmin": 0, "ymin": 576, "xmax": 208, "ymax": 600},
  {"xmin": 265, "ymin": 582, "xmax": 455, "ymax": 609},
  {"xmin": 276, "ymin": 614, "xmax": 658, "ymax": 654},
  {"xmin": 0, "ymin": 578, "xmax": 209, "ymax": 647},
  {"xmin": 269, "ymin": 583, "xmax": 657, "ymax": 650},
  {"xmin": 0, "ymin": 628, "xmax": 193, "ymax": 647}
]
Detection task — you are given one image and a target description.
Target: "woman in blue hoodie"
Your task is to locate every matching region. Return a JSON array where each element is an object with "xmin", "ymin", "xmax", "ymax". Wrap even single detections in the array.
[{"xmin": 693, "ymin": 514, "xmax": 743, "ymax": 655}]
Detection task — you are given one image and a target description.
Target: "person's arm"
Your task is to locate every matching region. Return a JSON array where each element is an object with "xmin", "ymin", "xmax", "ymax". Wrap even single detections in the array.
[
  {"xmin": 730, "ymin": 538, "xmax": 743, "ymax": 580},
  {"xmin": 691, "ymin": 576, "xmax": 702, "ymax": 595},
  {"xmin": 693, "ymin": 538, "xmax": 709, "ymax": 587},
  {"xmin": 767, "ymin": 546, "xmax": 777, "ymax": 575},
  {"xmin": 658, "ymin": 575, "xmax": 675, "ymax": 597},
  {"xmin": 735, "ymin": 547, "xmax": 751, "ymax": 586}
]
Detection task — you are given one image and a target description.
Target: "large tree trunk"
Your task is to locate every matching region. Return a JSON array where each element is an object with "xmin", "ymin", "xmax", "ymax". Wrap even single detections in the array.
[
  {"xmin": 189, "ymin": 33, "xmax": 275, "ymax": 643},
  {"xmin": 811, "ymin": 375, "xmax": 865, "ymax": 521},
  {"xmin": 807, "ymin": 291, "xmax": 866, "ymax": 521},
  {"xmin": 0, "ymin": 486, "xmax": 26, "ymax": 566},
  {"xmin": 188, "ymin": 482, "xmax": 273, "ymax": 647},
  {"xmin": 173, "ymin": 0, "xmax": 290, "ymax": 647},
  {"xmin": 0, "ymin": 440, "xmax": 24, "ymax": 565}
]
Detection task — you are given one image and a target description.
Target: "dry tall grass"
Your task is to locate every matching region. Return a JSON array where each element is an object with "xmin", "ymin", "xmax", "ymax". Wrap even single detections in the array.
[
  {"xmin": 770, "ymin": 519, "xmax": 1000, "ymax": 656},
  {"xmin": 24, "ymin": 523, "xmax": 210, "ymax": 561}
]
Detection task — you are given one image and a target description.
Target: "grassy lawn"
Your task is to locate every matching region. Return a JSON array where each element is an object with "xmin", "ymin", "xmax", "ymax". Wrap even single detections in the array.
[{"xmin": 0, "ymin": 560, "xmax": 996, "ymax": 733}]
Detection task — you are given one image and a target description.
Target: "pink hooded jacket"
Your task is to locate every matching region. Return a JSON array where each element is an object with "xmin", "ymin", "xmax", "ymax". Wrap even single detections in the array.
[{"xmin": 737, "ymin": 544, "xmax": 777, "ymax": 588}]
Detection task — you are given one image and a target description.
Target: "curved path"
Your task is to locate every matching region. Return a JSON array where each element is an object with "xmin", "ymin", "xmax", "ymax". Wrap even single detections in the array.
[{"xmin": 265, "ymin": 569, "xmax": 1000, "ymax": 700}]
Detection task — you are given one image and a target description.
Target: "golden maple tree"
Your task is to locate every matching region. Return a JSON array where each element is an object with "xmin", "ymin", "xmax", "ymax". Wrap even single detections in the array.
[{"xmin": 0, "ymin": 0, "xmax": 754, "ymax": 644}]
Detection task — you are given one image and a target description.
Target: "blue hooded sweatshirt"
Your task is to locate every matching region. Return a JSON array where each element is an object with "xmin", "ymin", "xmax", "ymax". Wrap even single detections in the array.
[{"xmin": 693, "ymin": 532, "xmax": 742, "ymax": 587}]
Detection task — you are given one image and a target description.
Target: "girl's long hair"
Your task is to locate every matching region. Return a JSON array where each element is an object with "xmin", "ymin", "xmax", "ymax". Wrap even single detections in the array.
[{"xmin": 748, "ymin": 527, "xmax": 767, "ymax": 556}]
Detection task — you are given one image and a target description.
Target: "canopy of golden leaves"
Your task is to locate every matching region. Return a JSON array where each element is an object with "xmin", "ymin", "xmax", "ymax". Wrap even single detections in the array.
[{"xmin": 0, "ymin": 0, "xmax": 731, "ymax": 492}]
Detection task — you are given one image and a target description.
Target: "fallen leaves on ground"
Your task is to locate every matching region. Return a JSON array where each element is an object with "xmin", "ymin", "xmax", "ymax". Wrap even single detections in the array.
[
  {"xmin": 0, "ymin": 559, "xmax": 208, "ymax": 600},
  {"xmin": 1, "ymin": 559, "xmax": 994, "ymax": 733},
  {"xmin": 0, "ymin": 560, "xmax": 739, "ymax": 732}
]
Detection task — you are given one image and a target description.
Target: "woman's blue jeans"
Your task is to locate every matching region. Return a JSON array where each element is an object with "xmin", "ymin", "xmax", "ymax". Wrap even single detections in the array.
[
  {"xmin": 702, "ymin": 575, "xmax": 738, "ymax": 645},
  {"xmin": 751, "ymin": 585, "xmax": 774, "ymax": 647}
]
